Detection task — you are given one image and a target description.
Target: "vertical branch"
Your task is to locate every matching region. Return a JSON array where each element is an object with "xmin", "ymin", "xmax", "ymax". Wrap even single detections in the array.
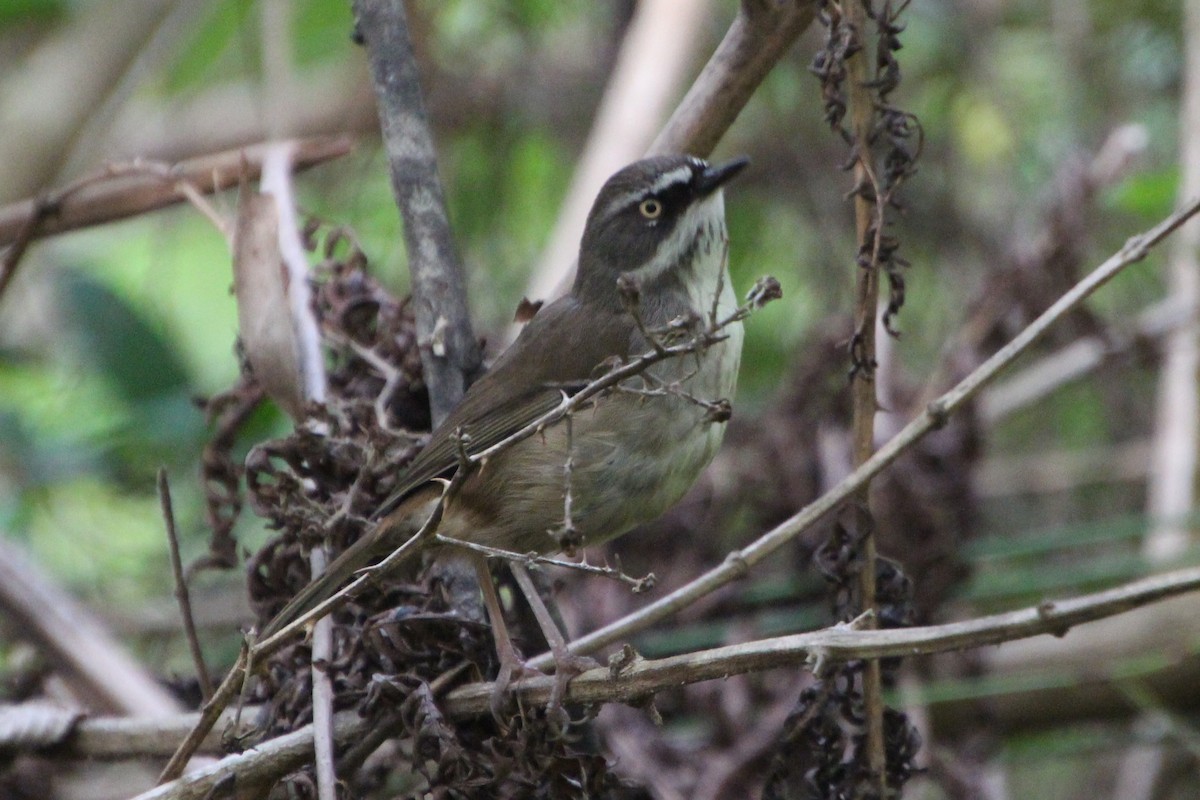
[
  {"xmin": 1121, "ymin": 0, "xmax": 1200, "ymax": 793},
  {"xmin": 353, "ymin": 0, "xmax": 482, "ymax": 425},
  {"xmin": 308, "ymin": 548, "xmax": 338, "ymax": 800},
  {"xmin": 1145, "ymin": 0, "xmax": 1200, "ymax": 562},
  {"xmin": 843, "ymin": 0, "xmax": 886, "ymax": 792}
]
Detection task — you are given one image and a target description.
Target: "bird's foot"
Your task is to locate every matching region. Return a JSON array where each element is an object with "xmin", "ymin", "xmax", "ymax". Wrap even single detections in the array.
[
  {"xmin": 545, "ymin": 650, "xmax": 602, "ymax": 730},
  {"xmin": 489, "ymin": 651, "xmax": 541, "ymax": 726},
  {"xmin": 488, "ymin": 649, "xmax": 601, "ymax": 732}
]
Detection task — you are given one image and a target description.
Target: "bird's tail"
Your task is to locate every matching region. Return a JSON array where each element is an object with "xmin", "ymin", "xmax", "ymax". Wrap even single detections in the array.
[{"xmin": 258, "ymin": 489, "xmax": 439, "ymax": 639}]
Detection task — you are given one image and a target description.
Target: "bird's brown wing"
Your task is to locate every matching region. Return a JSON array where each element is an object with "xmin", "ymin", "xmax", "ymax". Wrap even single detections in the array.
[{"xmin": 375, "ymin": 295, "xmax": 633, "ymax": 516}]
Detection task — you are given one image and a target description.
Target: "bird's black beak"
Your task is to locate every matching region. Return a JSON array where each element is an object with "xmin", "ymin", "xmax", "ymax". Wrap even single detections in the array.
[{"xmin": 695, "ymin": 156, "xmax": 750, "ymax": 196}]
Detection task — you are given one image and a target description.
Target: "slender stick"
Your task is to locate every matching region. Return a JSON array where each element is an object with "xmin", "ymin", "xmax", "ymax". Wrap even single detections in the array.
[
  {"xmin": 308, "ymin": 549, "xmax": 337, "ymax": 800},
  {"xmin": 157, "ymin": 469, "xmax": 213, "ymax": 701},
  {"xmin": 529, "ymin": 195, "xmax": 1200, "ymax": 670},
  {"xmin": 157, "ymin": 648, "xmax": 247, "ymax": 783}
]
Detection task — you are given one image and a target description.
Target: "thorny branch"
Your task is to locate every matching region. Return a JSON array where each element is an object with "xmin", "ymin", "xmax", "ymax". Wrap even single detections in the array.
[
  {"xmin": 471, "ymin": 276, "xmax": 781, "ymax": 468},
  {"xmin": 433, "ymin": 534, "xmax": 658, "ymax": 594},
  {"xmin": 527, "ymin": 194, "xmax": 1200, "ymax": 671}
]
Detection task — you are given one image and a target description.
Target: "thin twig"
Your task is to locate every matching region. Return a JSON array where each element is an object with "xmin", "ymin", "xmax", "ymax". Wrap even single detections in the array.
[
  {"xmin": 469, "ymin": 299, "xmax": 751, "ymax": 467},
  {"xmin": 978, "ymin": 295, "xmax": 1196, "ymax": 423},
  {"xmin": 341, "ymin": 334, "xmax": 413, "ymax": 435},
  {"xmin": 557, "ymin": 412, "xmax": 579, "ymax": 551},
  {"xmin": 529, "ymin": 195, "xmax": 1200, "ymax": 670},
  {"xmin": 157, "ymin": 469, "xmax": 213, "ymax": 701},
  {"xmin": 0, "ymin": 137, "xmax": 350, "ymax": 303},
  {"xmin": 433, "ymin": 534, "xmax": 656, "ymax": 592},
  {"xmin": 308, "ymin": 548, "xmax": 337, "ymax": 800},
  {"xmin": 157, "ymin": 647, "xmax": 247, "ymax": 783}
]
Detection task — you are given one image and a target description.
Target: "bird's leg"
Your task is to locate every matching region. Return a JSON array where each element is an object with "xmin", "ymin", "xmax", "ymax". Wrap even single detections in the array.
[
  {"xmin": 508, "ymin": 562, "xmax": 601, "ymax": 716},
  {"xmin": 468, "ymin": 551, "xmax": 535, "ymax": 724}
]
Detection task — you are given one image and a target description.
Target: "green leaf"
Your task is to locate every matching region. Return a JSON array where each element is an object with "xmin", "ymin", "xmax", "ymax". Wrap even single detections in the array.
[
  {"xmin": 56, "ymin": 267, "xmax": 191, "ymax": 403},
  {"xmin": 1105, "ymin": 167, "xmax": 1179, "ymax": 218}
]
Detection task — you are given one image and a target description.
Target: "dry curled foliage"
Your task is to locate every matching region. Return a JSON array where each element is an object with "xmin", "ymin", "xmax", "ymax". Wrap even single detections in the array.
[{"xmin": 211, "ymin": 227, "xmax": 645, "ymax": 797}]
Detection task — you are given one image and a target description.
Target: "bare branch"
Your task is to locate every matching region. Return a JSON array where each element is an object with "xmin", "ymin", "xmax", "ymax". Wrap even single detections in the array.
[
  {"xmin": 353, "ymin": 0, "xmax": 481, "ymax": 425},
  {"xmin": 0, "ymin": 135, "xmax": 352, "ymax": 247},
  {"xmin": 842, "ymin": 0, "xmax": 889, "ymax": 786},
  {"xmin": 0, "ymin": 538, "xmax": 181, "ymax": 717},
  {"xmin": 471, "ymin": 294, "xmax": 756, "ymax": 468},
  {"xmin": 0, "ymin": 705, "xmax": 252, "ymax": 759},
  {"xmin": 156, "ymin": 646, "xmax": 247, "ymax": 782},
  {"xmin": 433, "ymin": 534, "xmax": 656, "ymax": 592},
  {"xmin": 307, "ymin": 549, "xmax": 337, "ymax": 800},
  {"xmin": 648, "ymin": 1, "xmax": 820, "ymax": 156}
]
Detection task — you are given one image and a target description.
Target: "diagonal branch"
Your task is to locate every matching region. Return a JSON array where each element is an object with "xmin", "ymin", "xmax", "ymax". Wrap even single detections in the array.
[
  {"xmin": 529, "ymin": 195, "xmax": 1200, "ymax": 670},
  {"xmin": 0, "ymin": 136, "xmax": 352, "ymax": 248},
  {"xmin": 522, "ymin": 1, "xmax": 820, "ymax": 310},
  {"xmin": 648, "ymin": 0, "xmax": 819, "ymax": 157}
]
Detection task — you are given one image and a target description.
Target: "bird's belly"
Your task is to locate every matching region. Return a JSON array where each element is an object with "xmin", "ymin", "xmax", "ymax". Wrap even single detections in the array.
[{"xmin": 456, "ymin": 323, "xmax": 742, "ymax": 554}]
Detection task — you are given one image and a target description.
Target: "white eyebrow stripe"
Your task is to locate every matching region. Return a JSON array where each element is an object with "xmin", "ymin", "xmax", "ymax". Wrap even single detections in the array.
[
  {"xmin": 645, "ymin": 165, "xmax": 695, "ymax": 197},
  {"xmin": 599, "ymin": 164, "xmax": 697, "ymax": 221}
]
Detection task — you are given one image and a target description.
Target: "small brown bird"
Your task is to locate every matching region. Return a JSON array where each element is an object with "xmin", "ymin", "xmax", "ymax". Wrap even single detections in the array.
[{"xmin": 263, "ymin": 154, "xmax": 748, "ymax": 683}]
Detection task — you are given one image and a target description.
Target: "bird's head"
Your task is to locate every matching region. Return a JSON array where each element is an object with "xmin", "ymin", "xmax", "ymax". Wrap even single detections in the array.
[{"xmin": 574, "ymin": 155, "xmax": 749, "ymax": 308}]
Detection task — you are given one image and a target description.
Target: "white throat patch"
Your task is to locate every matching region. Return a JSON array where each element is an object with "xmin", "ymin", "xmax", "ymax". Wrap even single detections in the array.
[{"xmin": 625, "ymin": 191, "xmax": 728, "ymax": 310}]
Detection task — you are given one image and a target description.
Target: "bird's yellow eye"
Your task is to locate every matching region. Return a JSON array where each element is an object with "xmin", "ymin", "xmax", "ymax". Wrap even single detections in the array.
[{"xmin": 639, "ymin": 198, "xmax": 663, "ymax": 219}]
